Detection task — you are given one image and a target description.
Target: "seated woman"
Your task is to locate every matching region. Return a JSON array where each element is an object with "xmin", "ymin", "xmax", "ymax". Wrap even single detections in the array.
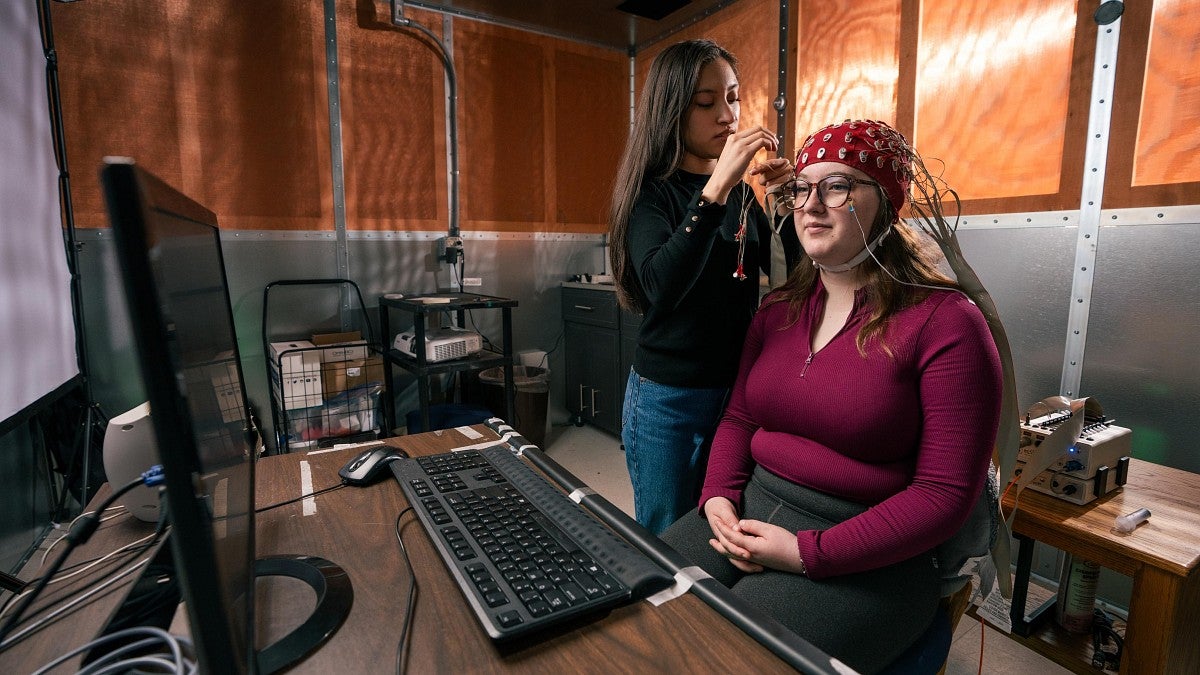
[{"xmin": 660, "ymin": 119, "xmax": 1003, "ymax": 674}]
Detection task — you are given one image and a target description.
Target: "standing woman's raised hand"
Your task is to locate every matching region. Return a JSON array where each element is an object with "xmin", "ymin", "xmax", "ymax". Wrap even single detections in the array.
[
  {"xmin": 703, "ymin": 125, "xmax": 779, "ymax": 204},
  {"xmin": 750, "ymin": 157, "xmax": 793, "ymax": 188}
]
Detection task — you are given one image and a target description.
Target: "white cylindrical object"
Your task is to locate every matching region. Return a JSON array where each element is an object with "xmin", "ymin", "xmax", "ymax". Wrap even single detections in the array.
[
  {"xmin": 1114, "ymin": 507, "xmax": 1151, "ymax": 533},
  {"xmin": 1055, "ymin": 555, "xmax": 1100, "ymax": 633}
]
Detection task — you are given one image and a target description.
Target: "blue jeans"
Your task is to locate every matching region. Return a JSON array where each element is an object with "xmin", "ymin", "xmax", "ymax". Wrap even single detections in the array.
[{"xmin": 621, "ymin": 368, "xmax": 729, "ymax": 535}]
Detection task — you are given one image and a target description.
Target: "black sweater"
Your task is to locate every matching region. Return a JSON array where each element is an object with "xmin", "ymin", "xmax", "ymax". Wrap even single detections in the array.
[{"xmin": 625, "ymin": 170, "xmax": 796, "ymax": 388}]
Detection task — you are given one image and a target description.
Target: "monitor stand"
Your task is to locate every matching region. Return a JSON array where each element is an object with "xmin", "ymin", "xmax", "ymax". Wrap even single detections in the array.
[{"xmin": 254, "ymin": 554, "xmax": 353, "ymax": 675}]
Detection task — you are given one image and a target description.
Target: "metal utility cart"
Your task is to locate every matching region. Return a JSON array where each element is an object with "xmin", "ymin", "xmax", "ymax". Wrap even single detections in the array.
[
  {"xmin": 262, "ymin": 279, "xmax": 382, "ymax": 453},
  {"xmin": 378, "ymin": 292, "xmax": 517, "ymax": 434}
]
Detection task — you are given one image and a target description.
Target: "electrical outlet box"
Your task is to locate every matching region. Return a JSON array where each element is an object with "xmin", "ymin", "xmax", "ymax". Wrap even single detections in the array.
[
  {"xmin": 438, "ymin": 236, "xmax": 463, "ymax": 264},
  {"xmin": 463, "ymin": 277, "xmax": 482, "ymax": 287}
]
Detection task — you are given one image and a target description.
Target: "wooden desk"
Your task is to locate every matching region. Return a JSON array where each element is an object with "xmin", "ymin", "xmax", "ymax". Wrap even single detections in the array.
[
  {"xmin": 254, "ymin": 426, "xmax": 799, "ymax": 673},
  {"xmin": 1004, "ymin": 458, "xmax": 1200, "ymax": 675}
]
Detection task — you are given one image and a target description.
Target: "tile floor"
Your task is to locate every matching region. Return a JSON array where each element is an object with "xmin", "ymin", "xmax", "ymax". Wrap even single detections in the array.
[{"xmin": 541, "ymin": 421, "xmax": 1073, "ymax": 675}]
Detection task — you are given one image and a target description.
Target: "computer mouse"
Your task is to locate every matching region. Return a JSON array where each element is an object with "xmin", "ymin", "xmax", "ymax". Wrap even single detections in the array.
[{"xmin": 339, "ymin": 445, "xmax": 409, "ymax": 486}]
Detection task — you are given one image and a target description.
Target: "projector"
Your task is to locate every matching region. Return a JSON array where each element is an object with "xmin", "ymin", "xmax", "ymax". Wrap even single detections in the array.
[{"xmin": 393, "ymin": 326, "xmax": 482, "ymax": 363}]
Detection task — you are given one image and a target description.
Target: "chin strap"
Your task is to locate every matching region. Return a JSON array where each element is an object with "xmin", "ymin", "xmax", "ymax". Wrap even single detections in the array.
[{"xmin": 813, "ymin": 225, "xmax": 892, "ymax": 273}]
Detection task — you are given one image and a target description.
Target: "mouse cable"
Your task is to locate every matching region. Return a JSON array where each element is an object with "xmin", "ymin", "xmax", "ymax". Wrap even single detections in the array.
[
  {"xmin": 32, "ymin": 625, "xmax": 195, "ymax": 675},
  {"xmin": 255, "ymin": 482, "xmax": 348, "ymax": 513},
  {"xmin": 393, "ymin": 507, "xmax": 419, "ymax": 675},
  {"xmin": 0, "ymin": 470, "xmax": 161, "ymax": 651}
]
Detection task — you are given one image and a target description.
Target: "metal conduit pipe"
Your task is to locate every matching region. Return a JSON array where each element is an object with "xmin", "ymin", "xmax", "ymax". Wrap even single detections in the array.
[{"xmin": 389, "ymin": 0, "xmax": 460, "ymax": 239}]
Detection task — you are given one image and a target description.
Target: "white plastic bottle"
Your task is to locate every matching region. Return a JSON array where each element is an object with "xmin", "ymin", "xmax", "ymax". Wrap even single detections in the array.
[{"xmin": 1055, "ymin": 554, "xmax": 1101, "ymax": 633}]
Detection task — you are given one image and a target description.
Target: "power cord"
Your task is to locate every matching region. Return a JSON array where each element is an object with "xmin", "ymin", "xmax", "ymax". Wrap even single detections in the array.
[{"xmin": 0, "ymin": 469, "xmax": 163, "ymax": 650}]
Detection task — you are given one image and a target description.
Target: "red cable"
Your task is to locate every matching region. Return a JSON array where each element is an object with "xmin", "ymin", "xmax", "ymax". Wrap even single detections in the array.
[{"xmin": 978, "ymin": 614, "xmax": 985, "ymax": 674}]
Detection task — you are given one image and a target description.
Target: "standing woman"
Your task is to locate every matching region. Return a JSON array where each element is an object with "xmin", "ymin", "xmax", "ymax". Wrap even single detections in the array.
[{"xmin": 608, "ymin": 39, "xmax": 795, "ymax": 534}]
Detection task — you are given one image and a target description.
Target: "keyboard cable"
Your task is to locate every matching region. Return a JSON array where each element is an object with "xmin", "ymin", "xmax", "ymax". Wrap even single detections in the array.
[{"xmin": 393, "ymin": 507, "xmax": 419, "ymax": 675}]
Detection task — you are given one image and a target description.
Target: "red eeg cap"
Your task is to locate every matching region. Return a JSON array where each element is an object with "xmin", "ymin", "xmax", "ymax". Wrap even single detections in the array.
[{"xmin": 794, "ymin": 119, "xmax": 912, "ymax": 217}]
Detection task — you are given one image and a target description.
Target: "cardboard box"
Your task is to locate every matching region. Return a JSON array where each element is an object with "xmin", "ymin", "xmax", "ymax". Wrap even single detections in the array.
[
  {"xmin": 312, "ymin": 331, "xmax": 369, "ymax": 362},
  {"xmin": 312, "ymin": 331, "xmax": 361, "ymax": 345},
  {"xmin": 321, "ymin": 356, "xmax": 383, "ymax": 398}
]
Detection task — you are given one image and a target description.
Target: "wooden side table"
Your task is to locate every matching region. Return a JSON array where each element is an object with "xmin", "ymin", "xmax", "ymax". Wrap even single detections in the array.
[{"xmin": 1004, "ymin": 457, "xmax": 1200, "ymax": 674}]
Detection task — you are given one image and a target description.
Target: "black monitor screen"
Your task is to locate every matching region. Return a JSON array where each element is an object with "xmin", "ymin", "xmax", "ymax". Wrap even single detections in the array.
[{"xmin": 102, "ymin": 159, "xmax": 255, "ymax": 672}]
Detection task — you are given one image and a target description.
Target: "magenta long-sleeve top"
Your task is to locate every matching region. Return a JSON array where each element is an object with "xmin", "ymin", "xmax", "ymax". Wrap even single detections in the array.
[{"xmin": 699, "ymin": 279, "xmax": 1003, "ymax": 579}]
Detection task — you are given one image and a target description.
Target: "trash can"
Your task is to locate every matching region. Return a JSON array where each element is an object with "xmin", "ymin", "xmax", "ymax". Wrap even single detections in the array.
[{"xmin": 479, "ymin": 365, "xmax": 549, "ymax": 448}]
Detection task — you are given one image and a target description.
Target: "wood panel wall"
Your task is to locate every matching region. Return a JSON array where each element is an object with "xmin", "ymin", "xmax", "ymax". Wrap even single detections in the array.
[
  {"xmin": 789, "ymin": 0, "xmax": 1092, "ymax": 215},
  {"xmin": 52, "ymin": 0, "xmax": 331, "ymax": 231},
  {"xmin": 52, "ymin": 0, "xmax": 626, "ymax": 233},
  {"xmin": 49, "ymin": 0, "xmax": 1199, "ymax": 234},
  {"xmin": 1104, "ymin": 0, "xmax": 1200, "ymax": 208}
]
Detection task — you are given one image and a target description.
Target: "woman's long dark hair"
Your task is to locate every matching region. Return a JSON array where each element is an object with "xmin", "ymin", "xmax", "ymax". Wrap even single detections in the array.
[
  {"xmin": 608, "ymin": 39, "xmax": 738, "ymax": 312},
  {"xmin": 763, "ymin": 191, "xmax": 960, "ymax": 354}
]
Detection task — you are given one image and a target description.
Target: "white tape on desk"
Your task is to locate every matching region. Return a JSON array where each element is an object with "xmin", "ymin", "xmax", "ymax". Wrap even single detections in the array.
[
  {"xmin": 456, "ymin": 426, "xmax": 484, "ymax": 440},
  {"xmin": 309, "ymin": 440, "xmax": 381, "ymax": 456},
  {"xmin": 449, "ymin": 432, "xmax": 518, "ymax": 453},
  {"xmin": 299, "ymin": 460, "xmax": 317, "ymax": 516},
  {"xmin": 646, "ymin": 566, "xmax": 711, "ymax": 606},
  {"xmin": 567, "ymin": 487, "xmax": 596, "ymax": 504}
]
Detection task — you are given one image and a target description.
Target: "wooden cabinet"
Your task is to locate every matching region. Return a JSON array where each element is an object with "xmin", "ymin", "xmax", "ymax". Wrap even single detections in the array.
[{"xmin": 562, "ymin": 285, "xmax": 638, "ymax": 436}]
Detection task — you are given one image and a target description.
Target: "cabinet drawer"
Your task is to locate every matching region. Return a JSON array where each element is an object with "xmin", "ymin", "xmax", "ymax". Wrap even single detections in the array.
[{"xmin": 562, "ymin": 287, "xmax": 618, "ymax": 328}]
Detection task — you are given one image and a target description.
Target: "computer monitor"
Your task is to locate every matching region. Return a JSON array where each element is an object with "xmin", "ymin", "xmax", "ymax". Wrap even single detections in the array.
[{"xmin": 102, "ymin": 159, "xmax": 257, "ymax": 672}]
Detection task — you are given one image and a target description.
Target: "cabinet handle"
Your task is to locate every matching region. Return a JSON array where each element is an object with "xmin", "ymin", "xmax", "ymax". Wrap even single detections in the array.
[
  {"xmin": 578, "ymin": 384, "xmax": 587, "ymax": 412},
  {"xmin": 590, "ymin": 389, "xmax": 600, "ymax": 417},
  {"xmin": 573, "ymin": 305, "xmax": 595, "ymax": 311}
]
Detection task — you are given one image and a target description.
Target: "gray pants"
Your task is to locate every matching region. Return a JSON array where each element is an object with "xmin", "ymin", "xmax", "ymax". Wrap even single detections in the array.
[{"xmin": 660, "ymin": 467, "xmax": 940, "ymax": 675}]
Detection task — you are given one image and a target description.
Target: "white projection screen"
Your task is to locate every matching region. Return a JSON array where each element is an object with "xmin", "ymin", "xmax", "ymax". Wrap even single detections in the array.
[{"xmin": 0, "ymin": 2, "xmax": 79, "ymax": 427}]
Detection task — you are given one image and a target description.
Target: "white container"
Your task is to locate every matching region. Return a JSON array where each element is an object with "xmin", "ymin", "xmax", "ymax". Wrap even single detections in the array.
[{"xmin": 1055, "ymin": 555, "xmax": 1100, "ymax": 633}]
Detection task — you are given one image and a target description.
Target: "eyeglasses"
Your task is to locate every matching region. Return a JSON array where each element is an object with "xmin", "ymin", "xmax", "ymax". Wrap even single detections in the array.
[{"xmin": 782, "ymin": 175, "xmax": 879, "ymax": 210}]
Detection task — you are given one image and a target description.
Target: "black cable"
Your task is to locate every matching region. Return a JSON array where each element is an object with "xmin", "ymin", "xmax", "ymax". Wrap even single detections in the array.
[
  {"xmin": 38, "ymin": 0, "xmax": 107, "ymax": 518},
  {"xmin": 392, "ymin": 507, "xmax": 418, "ymax": 675},
  {"xmin": 1091, "ymin": 607, "xmax": 1123, "ymax": 670},
  {"xmin": 254, "ymin": 483, "xmax": 348, "ymax": 513},
  {"xmin": 6, "ymin": 511, "xmax": 170, "ymax": 652},
  {"xmin": 0, "ymin": 475, "xmax": 147, "ymax": 650},
  {"xmin": 11, "ymin": 523, "xmax": 166, "ymax": 625},
  {"xmin": 23, "ymin": 543, "xmax": 165, "ymax": 641}
]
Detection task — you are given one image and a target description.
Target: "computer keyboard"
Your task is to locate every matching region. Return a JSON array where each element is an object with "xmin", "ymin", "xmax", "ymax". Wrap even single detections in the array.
[{"xmin": 391, "ymin": 445, "xmax": 674, "ymax": 641}]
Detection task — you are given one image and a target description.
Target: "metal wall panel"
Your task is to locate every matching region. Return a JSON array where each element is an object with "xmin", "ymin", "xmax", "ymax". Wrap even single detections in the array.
[
  {"xmin": 77, "ymin": 230, "xmax": 602, "ymax": 450},
  {"xmin": 1081, "ymin": 221, "xmax": 1200, "ymax": 474},
  {"xmin": 957, "ymin": 226, "xmax": 1076, "ymax": 413}
]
